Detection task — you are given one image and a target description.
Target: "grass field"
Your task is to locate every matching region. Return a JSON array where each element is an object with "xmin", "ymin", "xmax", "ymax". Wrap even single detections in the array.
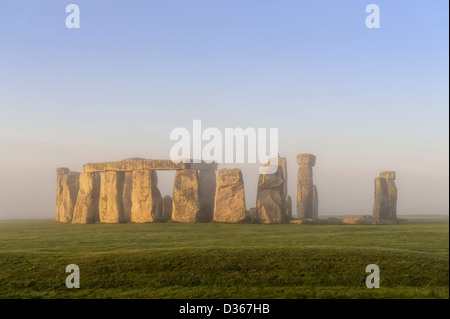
[{"xmin": 0, "ymin": 215, "xmax": 448, "ymax": 299}]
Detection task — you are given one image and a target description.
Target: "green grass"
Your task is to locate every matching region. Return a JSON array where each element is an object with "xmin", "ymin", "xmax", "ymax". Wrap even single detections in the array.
[{"xmin": 0, "ymin": 215, "xmax": 448, "ymax": 299}]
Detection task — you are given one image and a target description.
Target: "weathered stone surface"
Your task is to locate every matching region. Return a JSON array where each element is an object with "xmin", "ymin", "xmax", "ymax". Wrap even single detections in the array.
[
  {"xmin": 172, "ymin": 169, "xmax": 201, "ymax": 223},
  {"xmin": 380, "ymin": 171, "xmax": 395, "ymax": 180},
  {"xmin": 342, "ymin": 215, "xmax": 397, "ymax": 225},
  {"xmin": 83, "ymin": 159, "xmax": 218, "ymax": 173},
  {"xmin": 55, "ymin": 167, "xmax": 70, "ymax": 221},
  {"xmin": 162, "ymin": 195, "xmax": 173, "ymax": 222},
  {"xmin": 289, "ymin": 217, "xmax": 342, "ymax": 225},
  {"xmin": 285, "ymin": 195, "xmax": 292, "ymax": 221},
  {"xmin": 380, "ymin": 171, "xmax": 397, "ymax": 220},
  {"xmin": 257, "ymin": 166, "xmax": 286, "ymax": 224},
  {"xmin": 99, "ymin": 171, "xmax": 125, "ymax": 223},
  {"xmin": 372, "ymin": 177, "xmax": 389, "ymax": 219},
  {"xmin": 289, "ymin": 218, "xmax": 323, "ymax": 225},
  {"xmin": 198, "ymin": 170, "xmax": 216, "ymax": 222},
  {"xmin": 312, "ymin": 185, "xmax": 319, "ymax": 219},
  {"xmin": 296, "ymin": 154, "xmax": 316, "ymax": 219},
  {"xmin": 56, "ymin": 167, "xmax": 70, "ymax": 176},
  {"xmin": 245, "ymin": 207, "xmax": 258, "ymax": 223},
  {"xmin": 297, "ymin": 153, "xmax": 316, "ymax": 167},
  {"xmin": 58, "ymin": 172, "xmax": 80, "ymax": 223},
  {"xmin": 131, "ymin": 170, "xmax": 163, "ymax": 223},
  {"xmin": 214, "ymin": 169, "xmax": 246, "ymax": 223},
  {"xmin": 278, "ymin": 156, "xmax": 287, "ymax": 199},
  {"xmin": 122, "ymin": 172, "xmax": 132, "ymax": 222},
  {"xmin": 72, "ymin": 172, "xmax": 100, "ymax": 224}
]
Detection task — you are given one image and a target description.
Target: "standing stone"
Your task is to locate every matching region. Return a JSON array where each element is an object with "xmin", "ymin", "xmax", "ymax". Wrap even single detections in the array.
[
  {"xmin": 59, "ymin": 172, "xmax": 80, "ymax": 223},
  {"xmin": 162, "ymin": 195, "xmax": 173, "ymax": 222},
  {"xmin": 72, "ymin": 172, "xmax": 101, "ymax": 224},
  {"xmin": 99, "ymin": 171, "xmax": 125, "ymax": 223},
  {"xmin": 172, "ymin": 169, "xmax": 201, "ymax": 223},
  {"xmin": 55, "ymin": 167, "xmax": 70, "ymax": 221},
  {"xmin": 312, "ymin": 185, "xmax": 319, "ymax": 219},
  {"xmin": 296, "ymin": 154, "xmax": 316, "ymax": 219},
  {"xmin": 246, "ymin": 207, "xmax": 258, "ymax": 223},
  {"xmin": 214, "ymin": 169, "xmax": 246, "ymax": 223},
  {"xmin": 285, "ymin": 195, "xmax": 293, "ymax": 221},
  {"xmin": 257, "ymin": 166, "xmax": 286, "ymax": 224},
  {"xmin": 122, "ymin": 172, "xmax": 132, "ymax": 222},
  {"xmin": 131, "ymin": 170, "xmax": 163, "ymax": 223},
  {"xmin": 380, "ymin": 171, "xmax": 397, "ymax": 220},
  {"xmin": 372, "ymin": 177, "xmax": 389, "ymax": 219},
  {"xmin": 278, "ymin": 156, "xmax": 288, "ymax": 199},
  {"xmin": 198, "ymin": 170, "xmax": 216, "ymax": 222}
]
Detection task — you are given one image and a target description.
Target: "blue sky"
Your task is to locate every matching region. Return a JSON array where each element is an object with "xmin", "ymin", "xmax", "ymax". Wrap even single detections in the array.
[{"xmin": 0, "ymin": 0, "xmax": 448, "ymax": 218}]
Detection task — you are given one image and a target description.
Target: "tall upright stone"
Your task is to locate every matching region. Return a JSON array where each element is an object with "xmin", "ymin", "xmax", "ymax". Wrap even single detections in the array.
[
  {"xmin": 214, "ymin": 169, "xmax": 246, "ymax": 223},
  {"xmin": 198, "ymin": 170, "xmax": 216, "ymax": 222},
  {"xmin": 372, "ymin": 177, "xmax": 389, "ymax": 219},
  {"xmin": 55, "ymin": 167, "xmax": 70, "ymax": 221},
  {"xmin": 131, "ymin": 170, "xmax": 163, "ymax": 223},
  {"xmin": 122, "ymin": 172, "xmax": 132, "ymax": 222},
  {"xmin": 257, "ymin": 165, "xmax": 286, "ymax": 224},
  {"xmin": 285, "ymin": 195, "xmax": 293, "ymax": 221},
  {"xmin": 99, "ymin": 171, "xmax": 125, "ymax": 223},
  {"xmin": 72, "ymin": 172, "xmax": 101, "ymax": 224},
  {"xmin": 296, "ymin": 154, "xmax": 316, "ymax": 219},
  {"xmin": 380, "ymin": 171, "xmax": 397, "ymax": 220},
  {"xmin": 278, "ymin": 156, "xmax": 288, "ymax": 199},
  {"xmin": 59, "ymin": 172, "xmax": 80, "ymax": 223},
  {"xmin": 162, "ymin": 195, "xmax": 173, "ymax": 222},
  {"xmin": 172, "ymin": 169, "xmax": 201, "ymax": 223},
  {"xmin": 312, "ymin": 185, "xmax": 319, "ymax": 219}
]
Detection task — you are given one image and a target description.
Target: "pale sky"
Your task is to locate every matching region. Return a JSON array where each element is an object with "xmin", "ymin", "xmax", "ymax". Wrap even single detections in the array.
[{"xmin": 0, "ymin": 0, "xmax": 448, "ymax": 219}]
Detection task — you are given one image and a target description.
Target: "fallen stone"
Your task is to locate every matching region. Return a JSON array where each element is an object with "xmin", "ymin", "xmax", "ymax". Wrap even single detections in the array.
[{"xmin": 342, "ymin": 215, "xmax": 397, "ymax": 225}]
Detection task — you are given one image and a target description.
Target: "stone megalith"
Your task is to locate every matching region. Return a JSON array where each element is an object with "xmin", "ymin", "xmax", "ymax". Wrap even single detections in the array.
[
  {"xmin": 257, "ymin": 165, "xmax": 286, "ymax": 224},
  {"xmin": 372, "ymin": 177, "xmax": 389, "ymax": 219},
  {"xmin": 380, "ymin": 171, "xmax": 397, "ymax": 220},
  {"xmin": 246, "ymin": 207, "xmax": 258, "ymax": 223},
  {"xmin": 55, "ymin": 167, "xmax": 70, "ymax": 221},
  {"xmin": 162, "ymin": 195, "xmax": 173, "ymax": 222},
  {"xmin": 122, "ymin": 172, "xmax": 132, "ymax": 222},
  {"xmin": 198, "ymin": 170, "xmax": 216, "ymax": 222},
  {"xmin": 131, "ymin": 170, "xmax": 163, "ymax": 223},
  {"xmin": 278, "ymin": 156, "xmax": 288, "ymax": 199},
  {"xmin": 296, "ymin": 154, "xmax": 316, "ymax": 219},
  {"xmin": 99, "ymin": 171, "xmax": 125, "ymax": 223},
  {"xmin": 72, "ymin": 172, "xmax": 101, "ymax": 224},
  {"xmin": 172, "ymin": 169, "xmax": 202, "ymax": 223},
  {"xmin": 59, "ymin": 172, "xmax": 80, "ymax": 223},
  {"xmin": 285, "ymin": 195, "xmax": 293, "ymax": 221},
  {"xmin": 214, "ymin": 168, "xmax": 246, "ymax": 223},
  {"xmin": 312, "ymin": 185, "xmax": 319, "ymax": 219}
]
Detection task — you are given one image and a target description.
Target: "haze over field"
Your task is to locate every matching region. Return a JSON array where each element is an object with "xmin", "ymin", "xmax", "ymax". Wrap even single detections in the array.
[{"xmin": 0, "ymin": 1, "xmax": 448, "ymax": 219}]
